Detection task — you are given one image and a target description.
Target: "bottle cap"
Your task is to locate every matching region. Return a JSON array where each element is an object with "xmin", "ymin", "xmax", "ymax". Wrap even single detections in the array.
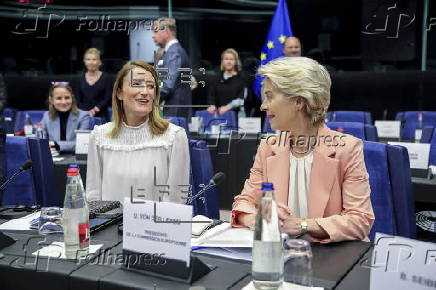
[
  {"xmin": 68, "ymin": 164, "xmax": 79, "ymax": 169},
  {"xmin": 66, "ymin": 167, "xmax": 79, "ymax": 176},
  {"xmin": 261, "ymin": 182, "xmax": 274, "ymax": 191}
]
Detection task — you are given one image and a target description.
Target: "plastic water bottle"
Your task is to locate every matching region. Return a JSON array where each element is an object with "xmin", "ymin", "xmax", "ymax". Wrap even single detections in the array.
[
  {"xmin": 35, "ymin": 123, "xmax": 46, "ymax": 139},
  {"xmin": 415, "ymin": 112, "xmax": 423, "ymax": 142},
  {"xmin": 24, "ymin": 113, "xmax": 33, "ymax": 136},
  {"xmin": 63, "ymin": 165, "xmax": 89, "ymax": 259},
  {"xmin": 252, "ymin": 182, "xmax": 284, "ymax": 289}
]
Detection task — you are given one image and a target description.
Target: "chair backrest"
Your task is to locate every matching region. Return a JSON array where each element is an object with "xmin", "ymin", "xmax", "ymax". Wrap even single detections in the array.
[
  {"xmin": 327, "ymin": 121, "xmax": 366, "ymax": 140},
  {"xmin": 327, "ymin": 111, "xmax": 372, "ymax": 124},
  {"xmin": 188, "ymin": 139, "xmax": 219, "ymax": 219},
  {"xmin": 363, "ymin": 141, "xmax": 396, "ymax": 241},
  {"xmin": 420, "ymin": 126, "xmax": 434, "ymax": 143},
  {"xmin": 165, "ymin": 116, "xmax": 190, "ymax": 138},
  {"xmin": 0, "ymin": 108, "xmax": 17, "ymax": 134},
  {"xmin": 0, "ymin": 128, "xmax": 6, "ymax": 201},
  {"xmin": 3, "ymin": 136, "xmax": 37, "ymax": 205},
  {"xmin": 28, "ymin": 137, "xmax": 61, "ymax": 206},
  {"xmin": 195, "ymin": 110, "xmax": 237, "ymax": 133},
  {"xmin": 364, "ymin": 124, "xmax": 378, "ymax": 142},
  {"xmin": 89, "ymin": 117, "xmax": 105, "ymax": 130},
  {"xmin": 398, "ymin": 111, "xmax": 436, "ymax": 140},
  {"xmin": 263, "ymin": 117, "xmax": 274, "ymax": 133},
  {"xmin": 386, "ymin": 144, "xmax": 416, "ymax": 239},
  {"xmin": 14, "ymin": 110, "xmax": 46, "ymax": 133},
  {"xmin": 427, "ymin": 128, "xmax": 436, "ymax": 166}
]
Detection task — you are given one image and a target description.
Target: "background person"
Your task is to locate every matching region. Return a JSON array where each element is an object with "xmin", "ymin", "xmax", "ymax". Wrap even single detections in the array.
[
  {"xmin": 75, "ymin": 48, "xmax": 112, "ymax": 118},
  {"xmin": 207, "ymin": 48, "xmax": 247, "ymax": 117},
  {"xmin": 231, "ymin": 57, "xmax": 374, "ymax": 243},
  {"xmin": 41, "ymin": 82, "xmax": 90, "ymax": 152},
  {"xmin": 283, "ymin": 36, "xmax": 302, "ymax": 57},
  {"xmin": 86, "ymin": 60, "xmax": 190, "ymax": 204}
]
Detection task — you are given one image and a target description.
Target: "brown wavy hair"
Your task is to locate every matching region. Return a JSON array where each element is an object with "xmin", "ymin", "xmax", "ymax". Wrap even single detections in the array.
[
  {"xmin": 48, "ymin": 84, "xmax": 78, "ymax": 119},
  {"xmin": 109, "ymin": 60, "xmax": 169, "ymax": 138}
]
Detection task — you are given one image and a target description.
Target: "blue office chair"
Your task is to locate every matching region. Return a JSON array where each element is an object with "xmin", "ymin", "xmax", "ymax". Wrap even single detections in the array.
[
  {"xmin": 386, "ymin": 144, "xmax": 416, "ymax": 239},
  {"xmin": 188, "ymin": 139, "xmax": 219, "ymax": 219},
  {"xmin": 327, "ymin": 122, "xmax": 366, "ymax": 140},
  {"xmin": 427, "ymin": 128, "xmax": 436, "ymax": 166},
  {"xmin": 89, "ymin": 116, "xmax": 105, "ymax": 130},
  {"xmin": 327, "ymin": 111, "xmax": 372, "ymax": 124},
  {"xmin": 396, "ymin": 111, "xmax": 436, "ymax": 140},
  {"xmin": 420, "ymin": 126, "xmax": 434, "ymax": 143},
  {"xmin": 363, "ymin": 141, "xmax": 396, "ymax": 241},
  {"xmin": 195, "ymin": 110, "xmax": 237, "ymax": 133},
  {"xmin": 263, "ymin": 117, "xmax": 275, "ymax": 133},
  {"xmin": 28, "ymin": 137, "xmax": 61, "ymax": 206},
  {"xmin": 0, "ymin": 108, "xmax": 17, "ymax": 134},
  {"xmin": 3, "ymin": 136, "xmax": 37, "ymax": 206},
  {"xmin": 14, "ymin": 110, "xmax": 46, "ymax": 133},
  {"xmin": 165, "ymin": 116, "xmax": 190, "ymax": 138},
  {"xmin": 0, "ymin": 128, "xmax": 6, "ymax": 200}
]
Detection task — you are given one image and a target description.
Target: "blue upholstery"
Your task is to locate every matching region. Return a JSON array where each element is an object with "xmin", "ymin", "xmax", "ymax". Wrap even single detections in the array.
[
  {"xmin": 327, "ymin": 111, "xmax": 372, "ymax": 124},
  {"xmin": 14, "ymin": 110, "xmax": 46, "ymax": 133},
  {"xmin": 327, "ymin": 122, "xmax": 366, "ymax": 140},
  {"xmin": 165, "ymin": 116, "xmax": 190, "ymax": 137},
  {"xmin": 427, "ymin": 129, "xmax": 436, "ymax": 166},
  {"xmin": 28, "ymin": 137, "xmax": 60, "ymax": 206},
  {"xmin": 195, "ymin": 110, "xmax": 237, "ymax": 133},
  {"xmin": 263, "ymin": 117, "xmax": 274, "ymax": 133},
  {"xmin": 89, "ymin": 116, "xmax": 105, "ymax": 129},
  {"xmin": 188, "ymin": 139, "xmax": 219, "ymax": 219},
  {"xmin": 364, "ymin": 124, "xmax": 378, "ymax": 142},
  {"xmin": 3, "ymin": 136, "xmax": 37, "ymax": 205},
  {"xmin": 396, "ymin": 111, "xmax": 436, "ymax": 140},
  {"xmin": 363, "ymin": 141, "xmax": 396, "ymax": 241},
  {"xmin": 0, "ymin": 128, "xmax": 6, "ymax": 201},
  {"xmin": 386, "ymin": 144, "xmax": 416, "ymax": 239},
  {"xmin": 0, "ymin": 108, "xmax": 17, "ymax": 134},
  {"xmin": 420, "ymin": 126, "xmax": 434, "ymax": 143}
]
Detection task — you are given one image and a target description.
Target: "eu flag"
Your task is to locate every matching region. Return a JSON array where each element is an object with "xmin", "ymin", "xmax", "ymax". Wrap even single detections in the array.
[{"xmin": 253, "ymin": 0, "xmax": 293, "ymax": 98}]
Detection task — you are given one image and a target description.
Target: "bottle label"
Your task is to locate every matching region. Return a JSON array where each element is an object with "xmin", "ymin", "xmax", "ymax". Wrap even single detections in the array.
[{"xmin": 78, "ymin": 222, "xmax": 90, "ymax": 248}]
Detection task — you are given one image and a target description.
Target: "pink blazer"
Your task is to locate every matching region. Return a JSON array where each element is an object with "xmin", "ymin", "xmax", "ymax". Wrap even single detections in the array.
[{"xmin": 231, "ymin": 125, "xmax": 375, "ymax": 243}]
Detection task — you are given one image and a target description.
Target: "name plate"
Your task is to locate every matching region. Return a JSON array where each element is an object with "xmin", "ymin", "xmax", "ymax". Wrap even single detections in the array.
[
  {"xmin": 238, "ymin": 117, "xmax": 261, "ymax": 134},
  {"xmin": 388, "ymin": 142, "xmax": 430, "ymax": 169},
  {"xmin": 123, "ymin": 198, "xmax": 192, "ymax": 266},
  {"xmin": 75, "ymin": 130, "xmax": 91, "ymax": 155},
  {"xmin": 370, "ymin": 233, "xmax": 436, "ymax": 290},
  {"xmin": 375, "ymin": 121, "xmax": 401, "ymax": 138}
]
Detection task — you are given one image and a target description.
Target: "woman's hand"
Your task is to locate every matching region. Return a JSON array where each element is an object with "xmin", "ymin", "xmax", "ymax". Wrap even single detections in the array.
[
  {"xmin": 88, "ymin": 106, "xmax": 100, "ymax": 117},
  {"xmin": 280, "ymin": 217, "xmax": 304, "ymax": 237},
  {"xmin": 207, "ymin": 105, "xmax": 216, "ymax": 114},
  {"xmin": 239, "ymin": 213, "xmax": 256, "ymax": 230},
  {"xmin": 219, "ymin": 105, "xmax": 231, "ymax": 115}
]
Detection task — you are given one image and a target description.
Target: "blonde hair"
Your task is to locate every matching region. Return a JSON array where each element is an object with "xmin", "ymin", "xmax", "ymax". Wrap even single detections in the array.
[
  {"xmin": 48, "ymin": 84, "xmax": 78, "ymax": 119},
  {"xmin": 258, "ymin": 57, "xmax": 331, "ymax": 126},
  {"xmin": 220, "ymin": 48, "xmax": 242, "ymax": 72},
  {"xmin": 153, "ymin": 17, "xmax": 177, "ymax": 37},
  {"xmin": 83, "ymin": 47, "xmax": 101, "ymax": 60},
  {"xmin": 109, "ymin": 60, "xmax": 169, "ymax": 138}
]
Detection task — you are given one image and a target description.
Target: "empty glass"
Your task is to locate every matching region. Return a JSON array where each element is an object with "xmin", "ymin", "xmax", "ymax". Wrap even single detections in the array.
[
  {"xmin": 38, "ymin": 207, "xmax": 63, "ymax": 235},
  {"xmin": 283, "ymin": 238, "xmax": 313, "ymax": 287}
]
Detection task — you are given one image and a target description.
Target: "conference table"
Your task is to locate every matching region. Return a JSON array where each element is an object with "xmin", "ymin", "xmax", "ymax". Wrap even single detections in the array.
[{"xmin": 0, "ymin": 218, "xmax": 374, "ymax": 290}]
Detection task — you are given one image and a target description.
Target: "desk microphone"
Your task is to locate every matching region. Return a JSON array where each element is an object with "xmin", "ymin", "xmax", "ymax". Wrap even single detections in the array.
[
  {"xmin": 0, "ymin": 160, "xmax": 32, "ymax": 192},
  {"xmin": 184, "ymin": 172, "xmax": 226, "ymax": 203}
]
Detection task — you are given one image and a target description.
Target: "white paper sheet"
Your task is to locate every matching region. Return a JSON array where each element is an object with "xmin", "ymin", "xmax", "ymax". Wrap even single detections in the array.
[
  {"xmin": 243, "ymin": 281, "xmax": 323, "ymax": 290},
  {"xmin": 191, "ymin": 222, "xmax": 253, "ymax": 247},
  {"xmin": 0, "ymin": 211, "xmax": 40, "ymax": 230},
  {"xmin": 32, "ymin": 242, "xmax": 103, "ymax": 259}
]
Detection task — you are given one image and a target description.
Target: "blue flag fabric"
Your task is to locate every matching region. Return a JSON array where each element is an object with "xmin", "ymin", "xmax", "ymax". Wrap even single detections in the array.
[{"xmin": 253, "ymin": 0, "xmax": 293, "ymax": 99}]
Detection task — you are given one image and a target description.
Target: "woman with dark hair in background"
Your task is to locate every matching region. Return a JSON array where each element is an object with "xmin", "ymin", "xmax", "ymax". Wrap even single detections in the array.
[
  {"xmin": 207, "ymin": 48, "xmax": 247, "ymax": 117},
  {"xmin": 75, "ymin": 48, "xmax": 112, "ymax": 118},
  {"xmin": 41, "ymin": 82, "xmax": 90, "ymax": 152}
]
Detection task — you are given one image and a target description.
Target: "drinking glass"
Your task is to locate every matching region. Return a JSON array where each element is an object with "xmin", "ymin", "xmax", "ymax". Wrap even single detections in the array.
[
  {"xmin": 283, "ymin": 238, "xmax": 313, "ymax": 286},
  {"xmin": 38, "ymin": 207, "xmax": 63, "ymax": 235}
]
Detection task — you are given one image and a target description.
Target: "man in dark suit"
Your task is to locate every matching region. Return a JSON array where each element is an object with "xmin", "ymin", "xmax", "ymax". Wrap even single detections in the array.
[{"xmin": 152, "ymin": 17, "xmax": 192, "ymax": 120}]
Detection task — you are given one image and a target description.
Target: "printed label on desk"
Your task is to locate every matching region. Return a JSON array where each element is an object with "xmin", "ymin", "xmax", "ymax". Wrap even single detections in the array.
[
  {"xmin": 388, "ymin": 142, "xmax": 430, "ymax": 169},
  {"xmin": 375, "ymin": 121, "xmax": 401, "ymax": 138},
  {"xmin": 239, "ymin": 117, "xmax": 261, "ymax": 134},
  {"xmin": 75, "ymin": 130, "xmax": 91, "ymax": 155},
  {"xmin": 123, "ymin": 198, "xmax": 192, "ymax": 266},
  {"xmin": 370, "ymin": 233, "xmax": 436, "ymax": 290}
]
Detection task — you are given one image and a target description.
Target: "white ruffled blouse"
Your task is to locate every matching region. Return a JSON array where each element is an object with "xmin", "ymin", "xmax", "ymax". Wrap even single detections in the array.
[
  {"xmin": 287, "ymin": 151, "xmax": 314, "ymax": 218},
  {"xmin": 85, "ymin": 121, "xmax": 190, "ymax": 204}
]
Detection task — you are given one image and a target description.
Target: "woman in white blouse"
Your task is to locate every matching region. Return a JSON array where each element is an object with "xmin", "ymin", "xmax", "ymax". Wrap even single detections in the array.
[{"xmin": 86, "ymin": 60, "xmax": 190, "ymax": 204}]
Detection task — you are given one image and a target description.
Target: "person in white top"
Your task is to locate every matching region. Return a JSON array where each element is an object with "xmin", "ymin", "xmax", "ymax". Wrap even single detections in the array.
[{"xmin": 86, "ymin": 60, "xmax": 190, "ymax": 204}]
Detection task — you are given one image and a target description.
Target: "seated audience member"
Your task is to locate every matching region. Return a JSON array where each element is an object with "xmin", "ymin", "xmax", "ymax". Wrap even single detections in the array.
[
  {"xmin": 231, "ymin": 57, "xmax": 374, "ymax": 243},
  {"xmin": 207, "ymin": 48, "xmax": 247, "ymax": 117},
  {"xmin": 86, "ymin": 61, "xmax": 190, "ymax": 203},
  {"xmin": 41, "ymin": 82, "xmax": 90, "ymax": 152},
  {"xmin": 75, "ymin": 48, "xmax": 112, "ymax": 118},
  {"xmin": 283, "ymin": 36, "xmax": 302, "ymax": 57}
]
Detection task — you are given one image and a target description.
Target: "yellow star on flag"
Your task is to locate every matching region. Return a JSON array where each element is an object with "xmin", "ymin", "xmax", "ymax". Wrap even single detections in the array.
[
  {"xmin": 260, "ymin": 53, "xmax": 267, "ymax": 61},
  {"xmin": 267, "ymin": 41, "xmax": 274, "ymax": 49},
  {"xmin": 279, "ymin": 35, "xmax": 286, "ymax": 43}
]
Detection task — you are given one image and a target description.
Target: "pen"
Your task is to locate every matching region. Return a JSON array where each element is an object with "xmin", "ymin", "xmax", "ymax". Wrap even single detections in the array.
[{"xmin": 191, "ymin": 246, "xmax": 204, "ymax": 251}]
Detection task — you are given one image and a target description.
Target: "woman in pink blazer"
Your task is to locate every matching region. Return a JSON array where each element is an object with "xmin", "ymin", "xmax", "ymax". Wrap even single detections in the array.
[{"xmin": 231, "ymin": 57, "xmax": 374, "ymax": 243}]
